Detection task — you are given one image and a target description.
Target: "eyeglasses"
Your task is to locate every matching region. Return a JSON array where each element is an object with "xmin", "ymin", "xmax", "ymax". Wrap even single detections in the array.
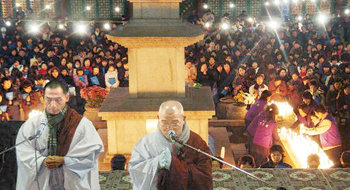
[
  {"xmin": 44, "ymin": 97, "xmax": 63, "ymax": 103},
  {"xmin": 160, "ymin": 120, "xmax": 181, "ymax": 129}
]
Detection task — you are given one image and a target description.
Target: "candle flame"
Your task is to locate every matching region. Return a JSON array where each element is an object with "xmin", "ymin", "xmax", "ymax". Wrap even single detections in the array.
[
  {"xmin": 279, "ymin": 127, "xmax": 333, "ymax": 168},
  {"xmin": 269, "ymin": 101, "xmax": 294, "ymax": 117}
]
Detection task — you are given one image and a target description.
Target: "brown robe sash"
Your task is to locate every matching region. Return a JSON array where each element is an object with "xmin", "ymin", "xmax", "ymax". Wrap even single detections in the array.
[
  {"xmin": 56, "ymin": 107, "xmax": 83, "ymax": 156},
  {"xmin": 157, "ymin": 131, "xmax": 213, "ymax": 190}
]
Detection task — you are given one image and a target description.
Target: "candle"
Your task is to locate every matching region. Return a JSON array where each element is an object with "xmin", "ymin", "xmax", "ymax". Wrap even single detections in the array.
[{"xmin": 220, "ymin": 147, "xmax": 225, "ymax": 159}]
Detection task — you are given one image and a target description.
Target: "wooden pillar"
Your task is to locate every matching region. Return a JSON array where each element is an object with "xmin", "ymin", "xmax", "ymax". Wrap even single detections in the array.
[
  {"xmin": 12, "ymin": 0, "xmax": 16, "ymax": 18},
  {"xmin": 26, "ymin": 0, "xmax": 30, "ymax": 10},
  {"xmin": 40, "ymin": 0, "xmax": 44, "ymax": 18},
  {"xmin": 95, "ymin": 0, "xmax": 99, "ymax": 18},
  {"xmin": 0, "ymin": 0, "xmax": 3, "ymax": 18},
  {"xmin": 330, "ymin": 0, "xmax": 335, "ymax": 14},
  {"xmin": 218, "ymin": 0, "xmax": 223, "ymax": 17},
  {"xmin": 109, "ymin": 0, "xmax": 113, "ymax": 18},
  {"xmin": 247, "ymin": 0, "xmax": 251, "ymax": 15},
  {"xmin": 82, "ymin": 0, "xmax": 86, "ymax": 18}
]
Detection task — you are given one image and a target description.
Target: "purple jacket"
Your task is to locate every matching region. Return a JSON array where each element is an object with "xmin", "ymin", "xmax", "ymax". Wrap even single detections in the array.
[
  {"xmin": 320, "ymin": 114, "xmax": 342, "ymax": 148},
  {"xmin": 245, "ymin": 99, "xmax": 267, "ymax": 123},
  {"xmin": 249, "ymin": 112, "xmax": 278, "ymax": 148}
]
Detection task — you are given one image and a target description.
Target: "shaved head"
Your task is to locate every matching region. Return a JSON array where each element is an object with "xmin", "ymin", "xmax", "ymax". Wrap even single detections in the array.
[
  {"xmin": 158, "ymin": 100, "xmax": 185, "ymax": 139},
  {"xmin": 158, "ymin": 100, "xmax": 184, "ymax": 116}
]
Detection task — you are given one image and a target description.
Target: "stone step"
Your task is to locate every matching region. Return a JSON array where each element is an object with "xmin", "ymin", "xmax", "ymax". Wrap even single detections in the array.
[
  {"xmin": 209, "ymin": 119, "xmax": 245, "ymax": 127},
  {"xmin": 230, "ymin": 143, "xmax": 248, "ymax": 163},
  {"xmin": 209, "ymin": 127, "xmax": 236, "ymax": 167}
]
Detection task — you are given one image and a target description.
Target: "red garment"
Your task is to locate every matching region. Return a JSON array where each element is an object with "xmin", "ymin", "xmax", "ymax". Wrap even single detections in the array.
[
  {"xmin": 38, "ymin": 68, "xmax": 47, "ymax": 76},
  {"xmin": 157, "ymin": 131, "xmax": 213, "ymax": 190},
  {"xmin": 83, "ymin": 66, "xmax": 93, "ymax": 74}
]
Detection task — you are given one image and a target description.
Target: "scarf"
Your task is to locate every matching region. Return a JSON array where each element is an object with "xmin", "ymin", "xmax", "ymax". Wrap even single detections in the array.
[
  {"xmin": 46, "ymin": 106, "xmax": 67, "ymax": 156},
  {"xmin": 174, "ymin": 122, "xmax": 190, "ymax": 149},
  {"xmin": 157, "ymin": 121, "xmax": 190, "ymax": 150}
]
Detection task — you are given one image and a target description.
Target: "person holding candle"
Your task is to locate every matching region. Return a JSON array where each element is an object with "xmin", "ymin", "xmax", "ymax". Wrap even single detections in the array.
[
  {"xmin": 20, "ymin": 80, "xmax": 41, "ymax": 120},
  {"xmin": 245, "ymin": 90, "xmax": 272, "ymax": 127},
  {"xmin": 301, "ymin": 104, "xmax": 342, "ymax": 167},
  {"xmin": 1, "ymin": 77, "xmax": 21, "ymax": 120}
]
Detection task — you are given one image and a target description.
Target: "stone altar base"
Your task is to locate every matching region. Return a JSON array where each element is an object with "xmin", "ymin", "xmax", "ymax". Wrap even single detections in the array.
[
  {"xmin": 99, "ymin": 169, "xmax": 350, "ymax": 190},
  {"xmin": 98, "ymin": 87, "xmax": 215, "ymax": 163}
]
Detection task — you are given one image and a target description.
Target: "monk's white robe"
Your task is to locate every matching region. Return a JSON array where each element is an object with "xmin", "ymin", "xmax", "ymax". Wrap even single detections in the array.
[
  {"xmin": 16, "ymin": 113, "xmax": 104, "ymax": 190},
  {"xmin": 128, "ymin": 129, "xmax": 171, "ymax": 190}
]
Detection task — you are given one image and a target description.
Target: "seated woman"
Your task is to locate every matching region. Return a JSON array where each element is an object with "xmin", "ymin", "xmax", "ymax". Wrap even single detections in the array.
[
  {"xmin": 237, "ymin": 155, "xmax": 256, "ymax": 168},
  {"xmin": 105, "ymin": 65, "xmax": 119, "ymax": 88},
  {"xmin": 260, "ymin": 145, "xmax": 292, "ymax": 168}
]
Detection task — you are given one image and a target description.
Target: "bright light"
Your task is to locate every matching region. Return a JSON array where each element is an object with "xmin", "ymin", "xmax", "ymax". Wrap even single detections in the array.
[
  {"xmin": 274, "ymin": 0, "xmax": 280, "ymax": 6},
  {"xmin": 317, "ymin": 13, "xmax": 328, "ymax": 25},
  {"xmin": 85, "ymin": 6, "xmax": 91, "ymax": 11},
  {"xmin": 279, "ymin": 127, "xmax": 334, "ymax": 169},
  {"xmin": 203, "ymin": 4, "xmax": 208, "ymax": 9},
  {"xmin": 229, "ymin": 2, "xmax": 235, "ymax": 8},
  {"xmin": 5, "ymin": 21, "xmax": 11, "ymax": 27},
  {"xmin": 247, "ymin": 17, "xmax": 254, "ymax": 23},
  {"xmin": 269, "ymin": 101, "xmax": 293, "ymax": 117},
  {"xmin": 15, "ymin": 3, "xmax": 21, "ymax": 7},
  {"xmin": 283, "ymin": 0, "xmax": 288, "ymax": 4},
  {"xmin": 297, "ymin": 15, "xmax": 303, "ymax": 22},
  {"xmin": 310, "ymin": 0, "xmax": 316, "ymax": 2},
  {"xmin": 267, "ymin": 20, "xmax": 279, "ymax": 30},
  {"xmin": 146, "ymin": 119, "xmax": 158, "ymax": 133},
  {"xmin": 75, "ymin": 23, "xmax": 87, "ymax": 35},
  {"xmin": 204, "ymin": 22, "xmax": 211, "ymax": 28},
  {"xmin": 345, "ymin": 9, "xmax": 350, "ymax": 15},
  {"xmin": 28, "ymin": 110, "xmax": 42, "ymax": 119},
  {"xmin": 265, "ymin": 2, "xmax": 270, "ymax": 6},
  {"xmin": 292, "ymin": 0, "xmax": 299, "ymax": 3},
  {"xmin": 103, "ymin": 23, "xmax": 111, "ymax": 30},
  {"xmin": 298, "ymin": 22, "xmax": 303, "ymax": 30},
  {"xmin": 45, "ymin": 4, "xmax": 51, "ymax": 10},
  {"xmin": 29, "ymin": 23, "xmax": 40, "ymax": 34},
  {"xmin": 58, "ymin": 24, "xmax": 65, "ymax": 30},
  {"xmin": 221, "ymin": 22, "xmax": 229, "ymax": 30},
  {"xmin": 115, "ymin": 7, "xmax": 120, "ymax": 12}
]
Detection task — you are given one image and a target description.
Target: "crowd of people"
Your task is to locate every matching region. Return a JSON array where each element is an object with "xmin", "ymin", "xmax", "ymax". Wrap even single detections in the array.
[
  {"xmin": 0, "ymin": 6, "xmax": 350, "ymax": 169},
  {"xmin": 184, "ymin": 9, "xmax": 350, "ymax": 168},
  {"xmin": 0, "ymin": 18, "xmax": 129, "ymax": 120}
]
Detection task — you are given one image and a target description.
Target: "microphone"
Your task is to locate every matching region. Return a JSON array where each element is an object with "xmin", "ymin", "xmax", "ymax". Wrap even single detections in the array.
[
  {"xmin": 168, "ymin": 130, "xmax": 176, "ymax": 143},
  {"xmin": 28, "ymin": 117, "xmax": 47, "ymax": 141}
]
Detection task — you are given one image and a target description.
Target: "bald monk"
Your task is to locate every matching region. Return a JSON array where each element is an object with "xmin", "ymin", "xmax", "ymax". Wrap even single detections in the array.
[{"xmin": 128, "ymin": 100, "xmax": 213, "ymax": 190}]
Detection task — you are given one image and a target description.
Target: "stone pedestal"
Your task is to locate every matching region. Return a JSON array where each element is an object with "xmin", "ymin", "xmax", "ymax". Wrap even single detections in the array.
[
  {"xmin": 106, "ymin": 21, "xmax": 203, "ymax": 98},
  {"xmin": 99, "ymin": 0, "xmax": 214, "ymax": 164},
  {"xmin": 98, "ymin": 87, "xmax": 215, "ymax": 161}
]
